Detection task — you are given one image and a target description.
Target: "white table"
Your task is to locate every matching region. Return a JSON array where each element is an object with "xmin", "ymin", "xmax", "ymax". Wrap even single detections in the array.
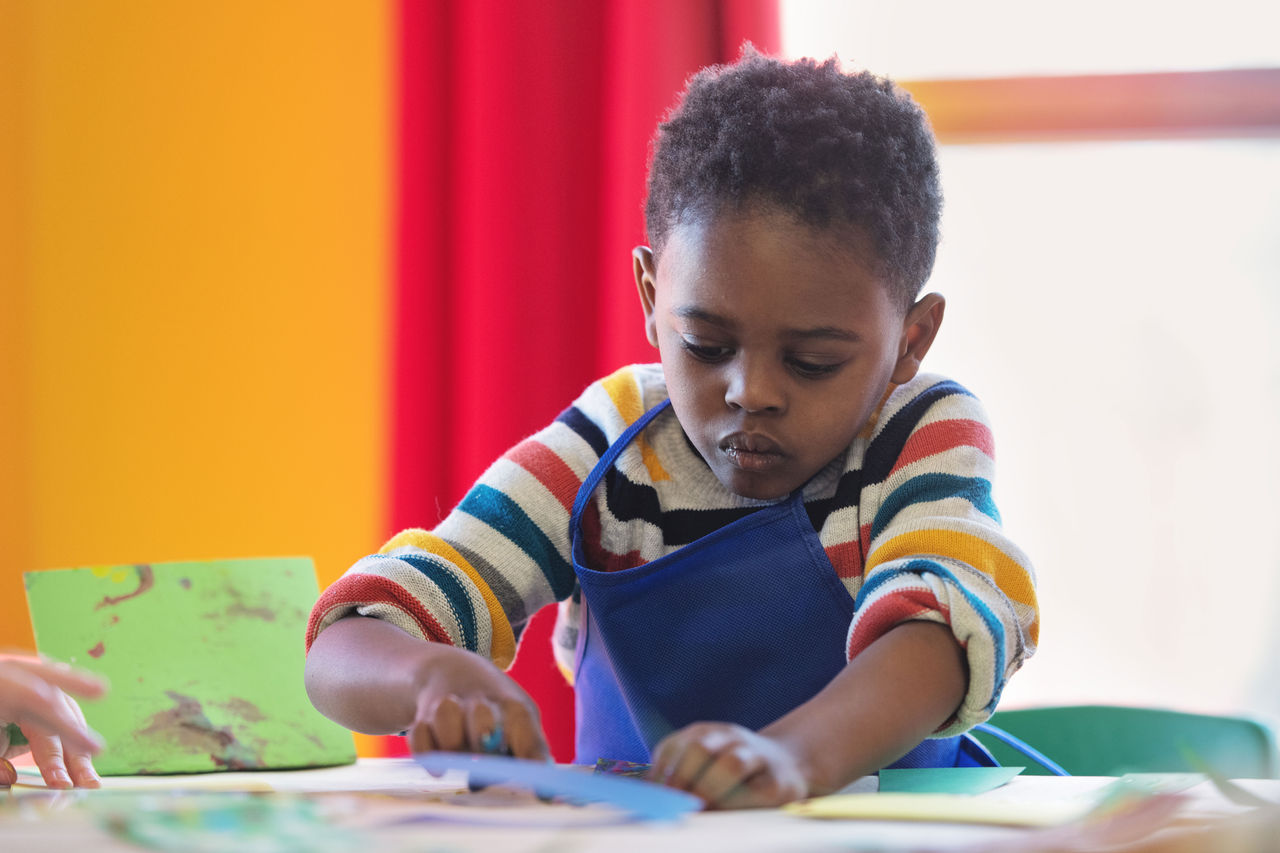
[{"xmin": 2, "ymin": 759, "xmax": 1276, "ymax": 852}]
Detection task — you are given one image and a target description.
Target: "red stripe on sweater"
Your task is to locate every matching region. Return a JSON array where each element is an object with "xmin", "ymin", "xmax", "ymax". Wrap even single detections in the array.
[
  {"xmin": 824, "ymin": 539, "xmax": 864, "ymax": 579},
  {"xmin": 305, "ymin": 575, "xmax": 454, "ymax": 652},
  {"xmin": 504, "ymin": 440, "xmax": 582, "ymax": 512},
  {"xmin": 889, "ymin": 419, "xmax": 994, "ymax": 478},
  {"xmin": 846, "ymin": 588, "xmax": 949, "ymax": 660},
  {"xmin": 580, "ymin": 501, "xmax": 646, "ymax": 572},
  {"xmin": 859, "ymin": 523, "xmax": 873, "ymax": 567}
]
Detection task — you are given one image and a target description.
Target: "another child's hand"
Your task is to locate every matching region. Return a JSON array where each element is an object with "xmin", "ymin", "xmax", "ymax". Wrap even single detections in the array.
[
  {"xmin": 649, "ymin": 722, "xmax": 809, "ymax": 809},
  {"xmin": 406, "ymin": 643, "xmax": 550, "ymax": 762},
  {"xmin": 0, "ymin": 655, "xmax": 107, "ymax": 788}
]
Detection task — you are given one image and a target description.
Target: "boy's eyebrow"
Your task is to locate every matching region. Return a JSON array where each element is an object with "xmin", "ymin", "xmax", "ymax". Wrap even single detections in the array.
[
  {"xmin": 674, "ymin": 305, "xmax": 862, "ymax": 342},
  {"xmin": 786, "ymin": 325, "xmax": 862, "ymax": 343}
]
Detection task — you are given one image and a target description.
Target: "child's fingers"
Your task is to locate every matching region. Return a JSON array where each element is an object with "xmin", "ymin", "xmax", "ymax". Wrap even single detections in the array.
[
  {"xmin": 0, "ymin": 756, "xmax": 16, "ymax": 787},
  {"xmin": 20, "ymin": 694, "xmax": 105, "ymax": 789},
  {"xmin": 27, "ymin": 731, "xmax": 73, "ymax": 789},
  {"xmin": 463, "ymin": 699, "xmax": 501, "ymax": 753},
  {"xmin": 64, "ymin": 747, "xmax": 102, "ymax": 788},
  {"xmin": 411, "ymin": 692, "xmax": 469, "ymax": 753},
  {"xmin": 406, "ymin": 718, "xmax": 437, "ymax": 758},
  {"xmin": 2, "ymin": 657, "xmax": 107, "ymax": 700},
  {"xmin": 689, "ymin": 744, "xmax": 765, "ymax": 807},
  {"xmin": 429, "ymin": 695, "xmax": 468, "ymax": 751},
  {"xmin": 714, "ymin": 764, "xmax": 803, "ymax": 810},
  {"xmin": 499, "ymin": 699, "xmax": 550, "ymax": 762},
  {"xmin": 652, "ymin": 724, "xmax": 731, "ymax": 793},
  {"xmin": 0, "ymin": 686, "xmax": 105, "ymax": 759}
]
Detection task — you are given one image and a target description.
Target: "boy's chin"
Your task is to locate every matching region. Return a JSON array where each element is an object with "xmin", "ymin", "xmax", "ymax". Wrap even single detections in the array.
[{"xmin": 718, "ymin": 472, "xmax": 795, "ymax": 502}]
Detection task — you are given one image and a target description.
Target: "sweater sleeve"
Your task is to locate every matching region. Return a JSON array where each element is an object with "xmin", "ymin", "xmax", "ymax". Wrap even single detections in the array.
[
  {"xmin": 305, "ymin": 366, "xmax": 652, "ymax": 669},
  {"xmin": 845, "ymin": 377, "xmax": 1039, "ymax": 735}
]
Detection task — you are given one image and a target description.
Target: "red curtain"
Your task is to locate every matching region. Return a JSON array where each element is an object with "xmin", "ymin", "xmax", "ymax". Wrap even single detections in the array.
[{"xmin": 392, "ymin": 0, "xmax": 779, "ymax": 762}]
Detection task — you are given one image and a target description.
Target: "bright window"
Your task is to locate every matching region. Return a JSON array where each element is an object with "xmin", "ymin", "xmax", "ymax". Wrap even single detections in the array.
[
  {"xmin": 782, "ymin": 2, "xmax": 1280, "ymax": 725},
  {"xmin": 782, "ymin": 0, "xmax": 1280, "ymax": 77}
]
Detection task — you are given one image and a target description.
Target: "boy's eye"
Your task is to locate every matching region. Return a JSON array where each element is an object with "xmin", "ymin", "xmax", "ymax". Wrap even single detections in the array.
[
  {"xmin": 680, "ymin": 338, "xmax": 732, "ymax": 363},
  {"xmin": 788, "ymin": 357, "xmax": 842, "ymax": 379}
]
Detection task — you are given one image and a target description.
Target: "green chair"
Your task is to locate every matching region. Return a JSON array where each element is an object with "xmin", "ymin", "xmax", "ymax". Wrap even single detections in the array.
[{"xmin": 972, "ymin": 705, "xmax": 1280, "ymax": 778}]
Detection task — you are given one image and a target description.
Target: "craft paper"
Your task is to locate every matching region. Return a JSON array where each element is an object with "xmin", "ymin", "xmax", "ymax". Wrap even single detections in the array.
[
  {"xmin": 24, "ymin": 558, "xmax": 356, "ymax": 775},
  {"xmin": 878, "ymin": 766, "xmax": 1024, "ymax": 795},
  {"xmin": 413, "ymin": 753, "xmax": 702, "ymax": 821},
  {"xmin": 784, "ymin": 791, "xmax": 1090, "ymax": 826},
  {"xmin": 93, "ymin": 792, "xmax": 368, "ymax": 853}
]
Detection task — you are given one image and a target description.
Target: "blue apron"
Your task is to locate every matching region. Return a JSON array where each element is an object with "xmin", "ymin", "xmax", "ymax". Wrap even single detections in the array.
[{"xmin": 569, "ymin": 398, "xmax": 994, "ymax": 768}]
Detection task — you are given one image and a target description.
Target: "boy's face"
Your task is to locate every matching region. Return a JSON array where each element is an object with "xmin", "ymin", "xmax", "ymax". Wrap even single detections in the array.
[{"xmin": 635, "ymin": 208, "xmax": 943, "ymax": 501}]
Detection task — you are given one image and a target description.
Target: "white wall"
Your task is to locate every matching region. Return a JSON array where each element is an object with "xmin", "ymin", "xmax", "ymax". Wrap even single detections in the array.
[
  {"xmin": 782, "ymin": 2, "xmax": 1280, "ymax": 725},
  {"xmin": 927, "ymin": 140, "xmax": 1280, "ymax": 723}
]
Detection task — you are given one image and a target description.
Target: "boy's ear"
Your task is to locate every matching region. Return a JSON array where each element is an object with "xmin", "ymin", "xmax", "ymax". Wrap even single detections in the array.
[
  {"xmin": 633, "ymin": 246, "xmax": 660, "ymax": 348},
  {"xmin": 891, "ymin": 293, "xmax": 946, "ymax": 385}
]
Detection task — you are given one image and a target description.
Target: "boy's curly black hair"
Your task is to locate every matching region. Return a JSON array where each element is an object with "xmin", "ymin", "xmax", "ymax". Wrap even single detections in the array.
[{"xmin": 644, "ymin": 48, "xmax": 942, "ymax": 310}]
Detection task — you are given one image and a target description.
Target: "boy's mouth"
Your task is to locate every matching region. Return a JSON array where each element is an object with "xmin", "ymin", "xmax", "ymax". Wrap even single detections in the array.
[{"xmin": 719, "ymin": 432, "xmax": 784, "ymax": 471}]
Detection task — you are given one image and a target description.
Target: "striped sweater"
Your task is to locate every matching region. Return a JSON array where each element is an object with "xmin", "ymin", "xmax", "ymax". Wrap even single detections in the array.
[{"xmin": 307, "ymin": 364, "xmax": 1039, "ymax": 734}]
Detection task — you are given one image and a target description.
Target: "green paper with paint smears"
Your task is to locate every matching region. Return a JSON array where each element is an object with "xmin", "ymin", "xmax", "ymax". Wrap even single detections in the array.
[{"xmin": 23, "ymin": 558, "xmax": 356, "ymax": 775}]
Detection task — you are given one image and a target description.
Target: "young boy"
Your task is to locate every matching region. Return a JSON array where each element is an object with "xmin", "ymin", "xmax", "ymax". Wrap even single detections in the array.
[{"xmin": 304, "ymin": 50, "xmax": 1038, "ymax": 809}]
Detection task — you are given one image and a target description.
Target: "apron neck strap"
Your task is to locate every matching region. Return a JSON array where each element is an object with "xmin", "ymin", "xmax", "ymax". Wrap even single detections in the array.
[{"xmin": 570, "ymin": 398, "xmax": 672, "ymax": 533}]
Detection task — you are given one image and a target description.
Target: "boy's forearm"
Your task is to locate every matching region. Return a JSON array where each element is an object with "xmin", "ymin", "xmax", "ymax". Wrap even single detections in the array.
[
  {"xmin": 761, "ymin": 620, "xmax": 968, "ymax": 795},
  {"xmin": 304, "ymin": 615, "xmax": 441, "ymax": 735}
]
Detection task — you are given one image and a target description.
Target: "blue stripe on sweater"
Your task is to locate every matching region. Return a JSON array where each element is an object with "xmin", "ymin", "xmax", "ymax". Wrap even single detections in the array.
[
  {"xmin": 459, "ymin": 484, "xmax": 576, "ymax": 600},
  {"xmin": 393, "ymin": 552, "xmax": 478, "ymax": 651},
  {"xmin": 555, "ymin": 405, "xmax": 609, "ymax": 458},
  {"xmin": 871, "ymin": 473, "xmax": 1001, "ymax": 541},
  {"xmin": 855, "ymin": 559, "xmax": 1007, "ymax": 712}
]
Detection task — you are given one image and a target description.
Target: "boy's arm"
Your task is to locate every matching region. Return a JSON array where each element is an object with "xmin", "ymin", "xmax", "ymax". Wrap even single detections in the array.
[
  {"xmin": 650, "ymin": 620, "xmax": 964, "ymax": 806},
  {"xmin": 305, "ymin": 369, "xmax": 652, "ymax": 670},
  {"xmin": 304, "ymin": 615, "xmax": 550, "ymax": 758},
  {"xmin": 304, "ymin": 367, "xmax": 659, "ymax": 749},
  {"xmin": 763, "ymin": 620, "xmax": 966, "ymax": 790},
  {"xmin": 848, "ymin": 378, "xmax": 1038, "ymax": 734}
]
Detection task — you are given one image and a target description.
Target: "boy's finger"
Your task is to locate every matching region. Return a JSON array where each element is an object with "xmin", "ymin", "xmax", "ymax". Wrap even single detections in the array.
[
  {"xmin": 464, "ymin": 700, "xmax": 501, "ymax": 753},
  {"xmin": 501, "ymin": 701, "xmax": 550, "ymax": 762},
  {"xmin": 407, "ymin": 719, "xmax": 438, "ymax": 761},
  {"xmin": 694, "ymin": 745, "xmax": 762, "ymax": 806},
  {"xmin": 427, "ymin": 695, "xmax": 466, "ymax": 752}
]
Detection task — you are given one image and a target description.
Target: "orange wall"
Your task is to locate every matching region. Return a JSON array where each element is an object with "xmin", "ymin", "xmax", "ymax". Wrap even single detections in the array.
[{"xmin": 0, "ymin": 0, "xmax": 390, "ymax": 687}]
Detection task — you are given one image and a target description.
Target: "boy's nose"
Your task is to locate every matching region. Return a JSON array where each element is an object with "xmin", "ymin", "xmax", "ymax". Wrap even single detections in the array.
[{"xmin": 724, "ymin": 358, "xmax": 785, "ymax": 414}]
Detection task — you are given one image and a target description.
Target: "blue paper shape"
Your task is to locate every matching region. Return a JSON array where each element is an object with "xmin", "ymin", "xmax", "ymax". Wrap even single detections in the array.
[{"xmin": 413, "ymin": 753, "xmax": 701, "ymax": 821}]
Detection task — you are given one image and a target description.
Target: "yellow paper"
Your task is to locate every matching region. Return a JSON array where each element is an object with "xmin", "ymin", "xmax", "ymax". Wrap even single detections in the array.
[{"xmin": 784, "ymin": 792, "xmax": 1089, "ymax": 826}]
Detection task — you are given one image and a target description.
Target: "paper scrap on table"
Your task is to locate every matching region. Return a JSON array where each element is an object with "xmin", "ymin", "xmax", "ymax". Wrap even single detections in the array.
[
  {"xmin": 24, "ymin": 558, "xmax": 356, "ymax": 776},
  {"xmin": 414, "ymin": 753, "xmax": 701, "ymax": 822},
  {"xmin": 785, "ymin": 792, "xmax": 1090, "ymax": 827},
  {"xmin": 878, "ymin": 766, "xmax": 1024, "ymax": 795},
  {"xmin": 93, "ymin": 792, "xmax": 368, "ymax": 853}
]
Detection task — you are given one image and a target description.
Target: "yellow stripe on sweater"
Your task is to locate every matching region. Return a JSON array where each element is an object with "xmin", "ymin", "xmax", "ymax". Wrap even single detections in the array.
[
  {"xmin": 555, "ymin": 658, "xmax": 575, "ymax": 686},
  {"xmin": 866, "ymin": 528, "xmax": 1039, "ymax": 645},
  {"xmin": 380, "ymin": 528, "xmax": 518, "ymax": 669},
  {"xmin": 601, "ymin": 367, "xmax": 669, "ymax": 482}
]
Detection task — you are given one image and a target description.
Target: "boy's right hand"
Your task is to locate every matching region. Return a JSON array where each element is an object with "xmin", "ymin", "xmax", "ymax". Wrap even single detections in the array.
[{"xmin": 406, "ymin": 642, "xmax": 550, "ymax": 762}]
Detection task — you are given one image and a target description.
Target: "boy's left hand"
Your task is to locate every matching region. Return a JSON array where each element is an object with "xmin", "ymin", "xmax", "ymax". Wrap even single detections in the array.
[{"xmin": 649, "ymin": 722, "xmax": 809, "ymax": 809}]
